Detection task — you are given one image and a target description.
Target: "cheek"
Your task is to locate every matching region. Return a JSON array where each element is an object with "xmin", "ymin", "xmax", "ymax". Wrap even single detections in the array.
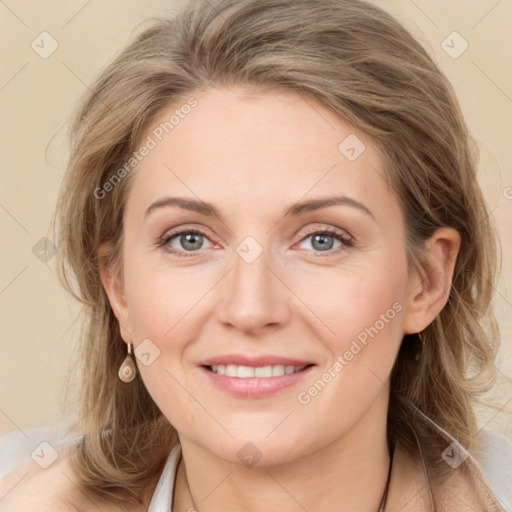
[
  {"xmin": 289, "ymin": 260, "xmax": 408, "ymax": 401},
  {"xmin": 293, "ymin": 271, "xmax": 406, "ymax": 421},
  {"xmin": 290, "ymin": 260, "xmax": 407, "ymax": 342},
  {"xmin": 339, "ymin": 278, "xmax": 404, "ymax": 345},
  {"xmin": 123, "ymin": 253, "xmax": 211, "ymax": 340}
]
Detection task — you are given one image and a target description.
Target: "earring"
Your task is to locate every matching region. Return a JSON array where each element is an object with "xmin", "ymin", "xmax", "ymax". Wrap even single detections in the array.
[{"xmin": 118, "ymin": 343, "xmax": 137, "ymax": 382}]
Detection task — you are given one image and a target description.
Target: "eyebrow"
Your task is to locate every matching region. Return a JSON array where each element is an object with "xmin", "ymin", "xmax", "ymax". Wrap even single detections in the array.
[{"xmin": 144, "ymin": 195, "xmax": 375, "ymax": 221}]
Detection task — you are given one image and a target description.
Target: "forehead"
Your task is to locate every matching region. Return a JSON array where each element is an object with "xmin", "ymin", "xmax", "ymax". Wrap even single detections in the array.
[{"xmin": 125, "ymin": 85, "xmax": 399, "ymax": 222}]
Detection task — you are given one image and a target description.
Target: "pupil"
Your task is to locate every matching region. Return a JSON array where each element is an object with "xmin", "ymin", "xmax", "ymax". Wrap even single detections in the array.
[
  {"xmin": 313, "ymin": 234, "xmax": 333, "ymax": 251},
  {"xmin": 182, "ymin": 233, "xmax": 202, "ymax": 250}
]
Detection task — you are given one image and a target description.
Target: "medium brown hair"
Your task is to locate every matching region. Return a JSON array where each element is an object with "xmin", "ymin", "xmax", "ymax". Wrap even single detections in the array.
[{"xmin": 54, "ymin": 0, "xmax": 501, "ymax": 506}]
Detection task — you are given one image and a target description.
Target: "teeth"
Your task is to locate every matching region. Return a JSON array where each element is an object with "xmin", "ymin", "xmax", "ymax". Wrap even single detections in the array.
[
  {"xmin": 210, "ymin": 364, "xmax": 307, "ymax": 378},
  {"xmin": 238, "ymin": 365, "xmax": 255, "ymax": 378},
  {"xmin": 226, "ymin": 364, "xmax": 238, "ymax": 377}
]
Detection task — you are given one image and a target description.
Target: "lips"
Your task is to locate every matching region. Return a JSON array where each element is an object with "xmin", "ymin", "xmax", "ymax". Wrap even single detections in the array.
[
  {"xmin": 198, "ymin": 354, "xmax": 316, "ymax": 397},
  {"xmin": 200, "ymin": 354, "xmax": 315, "ymax": 378},
  {"xmin": 199, "ymin": 354, "xmax": 315, "ymax": 367}
]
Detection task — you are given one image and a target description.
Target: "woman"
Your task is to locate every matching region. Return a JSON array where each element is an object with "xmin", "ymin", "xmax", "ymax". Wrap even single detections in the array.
[{"xmin": 2, "ymin": 0, "xmax": 511, "ymax": 510}]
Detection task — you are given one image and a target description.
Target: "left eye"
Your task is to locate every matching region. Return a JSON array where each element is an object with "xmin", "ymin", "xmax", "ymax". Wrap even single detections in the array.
[
  {"xmin": 162, "ymin": 230, "xmax": 214, "ymax": 253},
  {"xmin": 297, "ymin": 230, "xmax": 351, "ymax": 252}
]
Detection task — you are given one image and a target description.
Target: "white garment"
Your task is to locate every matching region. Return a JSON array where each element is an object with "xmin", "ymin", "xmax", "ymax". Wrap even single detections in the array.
[
  {"xmin": 0, "ymin": 422, "xmax": 82, "ymax": 479},
  {"xmin": 470, "ymin": 429, "xmax": 512, "ymax": 512},
  {"xmin": 147, "ymin": 443, "xmax": 182, "ymax": 512},
  {"xmin": 1, "ymin": 424, "xmax": 511, "ymax": 511}
]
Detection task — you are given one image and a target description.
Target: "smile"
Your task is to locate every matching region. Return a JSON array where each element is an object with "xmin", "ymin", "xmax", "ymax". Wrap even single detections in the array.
[
  {"xmin": 207, "ymin": 364, "xmax": 310, "ymax": 378},
  {"xmin": 199, "ymin": 362, "xmax": 315, "ymax": 398}
]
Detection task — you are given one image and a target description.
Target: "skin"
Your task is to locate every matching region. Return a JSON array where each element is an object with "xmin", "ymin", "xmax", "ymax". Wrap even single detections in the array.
[{"xmin": 100, "ymin": 85, "xmax": 460, "ymax": 512}]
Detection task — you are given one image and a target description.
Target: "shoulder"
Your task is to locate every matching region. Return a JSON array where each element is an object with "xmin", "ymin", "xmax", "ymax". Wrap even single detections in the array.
[
  {"xmin": 0, "ymin": 443, "xmax": 133, "ymax": 512},
  {"xmin": 0, "ymin": 443, "xmax": 80, "ymax": 511}
]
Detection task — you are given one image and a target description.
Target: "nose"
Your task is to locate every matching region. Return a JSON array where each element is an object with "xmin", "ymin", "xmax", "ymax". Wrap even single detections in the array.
[{"xmin": 217, "ymin": 243, "xmax": 291, "ymax": 335}]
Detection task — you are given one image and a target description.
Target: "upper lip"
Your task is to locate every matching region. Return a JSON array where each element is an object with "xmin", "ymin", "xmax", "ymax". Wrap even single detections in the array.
[{"xmin": 199, "ymin": 354, "xmax": 315, "ymax": 367}]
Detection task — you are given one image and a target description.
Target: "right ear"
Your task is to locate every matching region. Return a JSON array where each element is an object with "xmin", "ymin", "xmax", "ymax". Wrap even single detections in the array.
[{"xmin": 98, "ymin": 242, "xmax": 134, "ymax": 345}]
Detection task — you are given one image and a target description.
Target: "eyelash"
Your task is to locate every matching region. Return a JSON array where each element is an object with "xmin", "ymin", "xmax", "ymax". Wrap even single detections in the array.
[
  {"xmin": 300, "ymin": 227, "xmax": 354, "ymax": 255},
  {"xmin": 158, "ymin": 226, "xmax": 354, "ymax": 258}
]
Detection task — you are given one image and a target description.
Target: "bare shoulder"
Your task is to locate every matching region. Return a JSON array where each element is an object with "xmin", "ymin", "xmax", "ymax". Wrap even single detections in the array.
[
  {"xmin": 0, "ymin": 443, "xmax": 139, "ymax": 512},
  {"xmin": 0, "ymin": 442, "xmax": 81, "ymax": 510}
]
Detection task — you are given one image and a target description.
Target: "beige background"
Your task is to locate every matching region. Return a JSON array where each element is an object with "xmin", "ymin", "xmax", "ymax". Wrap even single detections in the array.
[{"xmin": 1, "ymin": 0, "xmax": 511, "ymax": 440}]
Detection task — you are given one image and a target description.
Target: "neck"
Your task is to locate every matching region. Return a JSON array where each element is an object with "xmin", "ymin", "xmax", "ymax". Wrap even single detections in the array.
[{"xmin": 173, "ymin": 391, "xmax": 391, "ymax": 512}]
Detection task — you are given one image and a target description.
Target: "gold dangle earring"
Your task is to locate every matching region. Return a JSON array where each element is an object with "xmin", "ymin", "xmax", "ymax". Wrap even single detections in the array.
[{"xmin": 118, "ymin": 342, "xmax": 137, "ymax": 382}]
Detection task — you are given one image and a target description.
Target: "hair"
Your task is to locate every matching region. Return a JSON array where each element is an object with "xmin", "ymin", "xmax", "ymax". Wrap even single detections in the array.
[{"xmin": 53, "ymin": 0, "xmax": 501, "ymax": 506}]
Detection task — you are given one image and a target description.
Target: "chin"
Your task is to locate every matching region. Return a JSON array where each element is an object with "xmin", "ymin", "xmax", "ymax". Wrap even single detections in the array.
[{"xmin": 201, "ymin": 431, "xmax": 311, "ymax": 468}]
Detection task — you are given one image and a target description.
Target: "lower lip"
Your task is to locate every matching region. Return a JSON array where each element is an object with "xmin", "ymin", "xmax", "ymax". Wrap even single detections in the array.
[{"xmin": 199, "ymin": 365, "xmax": 315, "ymax": 398}]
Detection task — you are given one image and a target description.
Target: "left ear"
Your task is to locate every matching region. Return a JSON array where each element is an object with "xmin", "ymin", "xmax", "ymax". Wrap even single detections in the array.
[{"xmin": 403, "ymin": 227, "xmax": 461, "ymax": 334}]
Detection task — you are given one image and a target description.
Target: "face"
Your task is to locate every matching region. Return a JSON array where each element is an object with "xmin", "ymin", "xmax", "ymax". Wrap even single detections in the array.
[{"xmin": 102, "ymin": 85, "xmax": 447, "ymax": 466}]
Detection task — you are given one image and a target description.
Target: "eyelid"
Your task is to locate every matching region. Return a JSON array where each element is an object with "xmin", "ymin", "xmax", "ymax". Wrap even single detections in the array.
[
  {"xmin": 160, "ymin": 224, "xmax": 216, "ymax": 242},
  {"xmin": 298, "ymin": 224, "xmax": 353, "ymax": 240}
]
